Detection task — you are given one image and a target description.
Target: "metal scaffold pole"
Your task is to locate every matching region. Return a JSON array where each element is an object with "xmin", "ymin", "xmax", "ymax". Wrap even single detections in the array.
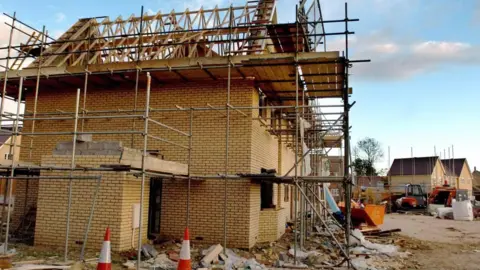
[
  {"xmin": 223, "ymin": 4, "xmax": 233, "ymax": 253},
  {"xmin": 4, "ymin": 77, "xmax": 23, "ymax": 253},
  {"xmin": 186, "ymin": 109, "xmax": 193, "ymax": 228},
  {"xmin": 137, "ymin": 72, "xmax": 151, "ymax": 270},
  {"xmin": 293, "ymin": 4, "xmax": 300, "ymax": 264},
  {"xmin": 343, "ymin": 2, "xmax": 352, "ymax": 268},
  {"xmin": 131, "ymin": 6, "xmax": 144, "ymax": 148},
  {"xmin": 0, "ymin": 12, "xmax": 15, "ymax": 128},
  {"xmin": 64, "ymin": 88, "xmax": 81, "ymax": 261},
  {"xmin": 0, "ymin": 13, "xmax": 17, "ymax": 244},
  {"xmin": 29, "ymin": 26, "xmax": 47, "ymax": 160}
]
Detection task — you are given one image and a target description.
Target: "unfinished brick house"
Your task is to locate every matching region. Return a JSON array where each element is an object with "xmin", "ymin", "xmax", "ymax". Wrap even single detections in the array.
[{"xmin": 0, "ymin": 0, "xmax": 353, "ymax": 255}]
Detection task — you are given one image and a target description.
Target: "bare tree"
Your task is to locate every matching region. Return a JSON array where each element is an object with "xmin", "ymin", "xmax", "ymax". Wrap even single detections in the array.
[{"xmin": 356, "ymin": 137, "xmax": 384, "ymax": 164}]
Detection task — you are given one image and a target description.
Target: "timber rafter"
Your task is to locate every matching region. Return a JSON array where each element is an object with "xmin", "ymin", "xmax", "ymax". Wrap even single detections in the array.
[{"xmin": 20, "ymin": 1, "xmax": 276, "ymax": 69}]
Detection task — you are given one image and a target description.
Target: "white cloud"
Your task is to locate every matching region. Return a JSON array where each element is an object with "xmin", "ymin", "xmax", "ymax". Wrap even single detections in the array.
[
  {"xmin": 371, "ymin": 43, "xmax": 399, "ymax": 54},
  {"xmin": 326, "ymin": 33, "xmax": 480, "ymax": 81},
  {"xmin": 412, "ymin": 41, "xmax": 470, "ymax": 56},
  {"xmin": 55, "ymin": 12, "xmax": 66, "ymax": 23}
]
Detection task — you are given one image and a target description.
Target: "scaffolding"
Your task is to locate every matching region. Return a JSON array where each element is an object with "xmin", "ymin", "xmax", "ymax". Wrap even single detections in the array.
[{"xmin": 0, "ymin": 0, "xmax": 369, "ymax": 268}]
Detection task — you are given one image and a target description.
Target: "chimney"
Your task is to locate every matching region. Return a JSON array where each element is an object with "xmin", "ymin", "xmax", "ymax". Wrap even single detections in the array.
[{"xmin": 475, "ymin": 166, "xmax": 477, "ymax": 172}]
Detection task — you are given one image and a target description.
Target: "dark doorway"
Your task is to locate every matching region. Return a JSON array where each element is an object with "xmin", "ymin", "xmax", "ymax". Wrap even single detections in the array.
[
  {"xmin": 260, "ymin": 182, "xmax": 275, "ymax": 209},
  {"xmin": 148, "ymin": 178, "xmax": 163, "ymax": 235}
]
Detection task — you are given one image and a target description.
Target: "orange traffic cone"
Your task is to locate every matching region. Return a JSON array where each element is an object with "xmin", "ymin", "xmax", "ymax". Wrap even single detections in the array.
[
  {"xmin": 177, "ymin": 228, "xmax": 191, "ymax": 270},
  {"xmin": 97, "ymin": 227, "xmax": 112, "ymax": 270}
]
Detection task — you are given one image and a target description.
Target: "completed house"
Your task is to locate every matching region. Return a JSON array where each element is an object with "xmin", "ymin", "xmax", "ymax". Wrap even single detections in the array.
[
  {"xmin": 388, "ymin": 156, "xmax": 445, "ymax": 193},
  {"xmin": 473, "ymin": 167, "xmax": 480, "ymax": 200},
  {"xmin": 441, "ymin": 158, "xmax": 473, "ymax": 197}
]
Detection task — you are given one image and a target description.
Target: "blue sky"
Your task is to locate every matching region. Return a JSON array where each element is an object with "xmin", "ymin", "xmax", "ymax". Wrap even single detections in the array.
[{"xmin": 1, "ymin": 0, "xmax": 479, "ymax": 171}]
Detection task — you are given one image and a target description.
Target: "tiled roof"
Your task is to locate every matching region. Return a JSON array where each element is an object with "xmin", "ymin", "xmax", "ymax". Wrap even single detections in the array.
[
  {"xmin": 388, "ymin": 156, "xmax": 439, "ymax": 176},
  {"xmin": 441, "ymin": 158, "xmax": 466, "ymax": 177}
]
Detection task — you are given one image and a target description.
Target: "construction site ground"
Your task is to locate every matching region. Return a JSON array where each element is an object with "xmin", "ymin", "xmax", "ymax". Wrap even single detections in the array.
[
  {"xmin": 382, "ymin": 214, "xmax": 480, "ymax": 270},
  {"xmin": 7, "ymin": 214, "xmax": 480, "ymax": 270}
]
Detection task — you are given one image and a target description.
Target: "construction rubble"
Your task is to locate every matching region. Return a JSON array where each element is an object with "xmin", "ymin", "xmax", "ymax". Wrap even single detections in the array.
[
  {"xmin": 115, "ymin": 223, "xmax": 414, "ymax": 270},
  {"xmin": 4, "ymin": 222, "xmax": 421, "ymax": 270}
]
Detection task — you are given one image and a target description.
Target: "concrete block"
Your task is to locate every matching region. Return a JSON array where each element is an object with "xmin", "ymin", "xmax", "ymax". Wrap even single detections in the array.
[
  {"xmin": 103, "ymin": 141, "xmax": 123, "ymax": 150},
  {"xmin": 52, "ymin": 150, "xmax": 68, "ymax": 155},
  {"xmin": 87, "ymin": 141, "xmax": 123, "ymax": 151},
  {"xmin": 76, "ymin": 134, "xmax": 92, "ymax": 142},
  {"xmin": 106, "ymin": 150, "xmax": 123, "ymax": 156},
  {"xmin": 119, "ymin": 150, "xmax": 188, "ymax": 175},
  {"xmin": 86, "ymin": 142, "xmax": 104, "ymax": 150},
  {"xmin": 55, "ymin": 141, "xmax": 90, "ymax": 151},
  {"xmin": 55, "ymin": 142, "xmax": 74, "ymax": 151}
]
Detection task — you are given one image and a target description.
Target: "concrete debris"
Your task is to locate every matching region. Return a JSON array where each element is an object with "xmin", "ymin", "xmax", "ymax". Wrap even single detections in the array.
[
  {"xmin": 282, "ymin": 262, "xmax": 308, "ymax": 269},
  {"xmin": 152, "ymin": 254, "xmax": 177, "ymax": 270},
  {"xmin": 287, "ymin": 249, "xmax": 309, "ymax": 260},
  {"xmin": 197, "ymin": 247, "xmax": 267, "ymax": 270},
  {"xmin": 123, "ymin": 253, "xmax": 178, "ymax": 270},
  {"xmin": 13, "ymin": 265, "xmax": 71, "ymax": 270},
  {"xmin": 201, "ymin": 244, "xmax": 223, "ymax": 265},
  {"xmin": 305, "ymin": 252, "xmax": 329, "ymax": 266},
  {"xmin": 278, "ymin": 252, "xmax": 289, "ymax": 262},
  {"xmin": 0, "ymin": 242, "xmax": 16, "ymax": 255},
  {"xmin": 142, "ymin": 244, "xmax": 159, "ymax": 259},
  {"xmin": 351, "ymin": 257, "xmax": 378, "ymax": 270},
  {"xmin": 219, "ymin": 253, "xmax": 228, "ymax": 263},
  {"xmin": 13, "ymin": 260, "xmax": 46, "ymax": 266},
  {"xmin": 244, "ymin": 258, "xmax": 266, "ymax": 269},
  {"xmin": 123, "ymin": 261, "xmax": 135, "ymax": 269},
  {"xmin": 167, "ymin": 251, "xmax": 179, "ymax": 262}
]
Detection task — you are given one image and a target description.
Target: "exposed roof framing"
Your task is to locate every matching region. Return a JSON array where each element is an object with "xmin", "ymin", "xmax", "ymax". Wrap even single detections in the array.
[{"xmin": 18, "ymin": 1, "xmax": 276, "ymax": 69}]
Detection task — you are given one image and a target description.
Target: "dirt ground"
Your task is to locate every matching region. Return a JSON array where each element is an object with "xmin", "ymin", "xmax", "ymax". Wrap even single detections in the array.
[{"xmin": 382, "ymin": 214, "xmax": 480, "ymax": 270}]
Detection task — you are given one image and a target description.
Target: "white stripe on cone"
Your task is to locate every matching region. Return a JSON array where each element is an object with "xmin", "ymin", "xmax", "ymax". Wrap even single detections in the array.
[
  {"xmin": 99, "ymin": 241, "xmax": 111, "ymax": 263},
  {"xmin": 179, "ymin": 240, "xmax": 190, "ymax": 260}
]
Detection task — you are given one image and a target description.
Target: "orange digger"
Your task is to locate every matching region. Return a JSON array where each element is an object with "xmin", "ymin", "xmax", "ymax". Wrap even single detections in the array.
[
  {"xmin": 385, "ymin": 184, "xmax": 427, "ymax": 212},
  {"xmin": 384, "ymin": 182, "xmax": 468, "ymax": 212},
  {"xmin": 428, "ymin": 181, "xmax": 469, "ymax": 207}
]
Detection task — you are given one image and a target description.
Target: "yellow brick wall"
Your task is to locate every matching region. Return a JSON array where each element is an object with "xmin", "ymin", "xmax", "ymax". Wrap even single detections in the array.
[
  {"xmin": 20, "ymin": 81, "xmax": 254, "ymax": 175},
  {"xmin": 258, "ymin": 207, "xmax": 288, "ymax": 243},
  {"xmin": 250, "ymin": 90, "xmax": 279, "ymax": 173},
  {"xmin": 34, "ymin": 155, "xmax": 149, "ymax": 252},
  {"xmin": 258, "ymin": 209, "xmax": 277, "ymax": 242},
  {"xmin": 250, "ymin": 89, "xmax": 295, "ymax": 242},
  {"xmin": 160, "ymin": 179, "xmax": 253, "ymax": 248},
  {"xmin": 276, "ymin": 207, "xmax": 288, "ymax": 239},
  {"xmin": 15, "ymin": 80, "xmax": 297, "ymax": 250},
  {"xmin": 249, "ymin": 183, "xmax": 260, "ymax": 247}
]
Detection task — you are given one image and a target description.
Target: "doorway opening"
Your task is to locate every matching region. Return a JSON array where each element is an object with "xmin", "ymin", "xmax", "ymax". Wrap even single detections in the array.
[{"xmin": 148, "ymin": 178, "xmax": 163, "ymax": 235}]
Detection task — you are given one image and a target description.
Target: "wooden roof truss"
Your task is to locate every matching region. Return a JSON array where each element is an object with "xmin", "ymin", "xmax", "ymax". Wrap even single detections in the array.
[{"xmin": 21, "ymin": 0, "xmax": 277, "ymax": 69}]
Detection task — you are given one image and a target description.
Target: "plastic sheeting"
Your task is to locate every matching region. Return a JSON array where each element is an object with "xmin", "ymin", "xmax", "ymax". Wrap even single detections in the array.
[
  {"xmin": 452, "ymin": 200, "xmax": 474, "ymax": 221},
  {"xmin": 350, "ymin": 229, "xmax": 399, "ymax": 255},
  {"xmin": 324, "ymin": 187, "xmax": 341, "ymax": 213},
  {"xmin": 436, "ymin": 207, "xmax": 454, "ymax": 219}
]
